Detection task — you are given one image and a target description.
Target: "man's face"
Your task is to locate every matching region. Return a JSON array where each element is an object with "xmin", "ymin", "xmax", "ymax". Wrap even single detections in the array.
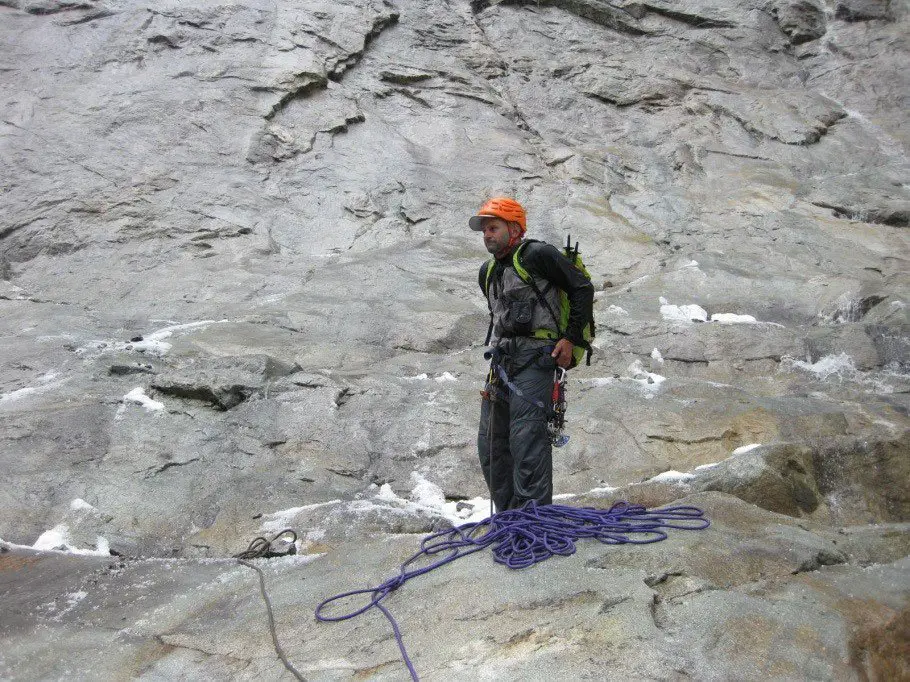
[{"xmin": 481, "ymin": 218, "xmax": 511, "ymax": 255}]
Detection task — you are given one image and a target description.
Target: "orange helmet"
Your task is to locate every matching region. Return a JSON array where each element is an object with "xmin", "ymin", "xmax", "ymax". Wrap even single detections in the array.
[{"xmin": 468, "ymin": 197, "xmax": 527, "ymax": 234}]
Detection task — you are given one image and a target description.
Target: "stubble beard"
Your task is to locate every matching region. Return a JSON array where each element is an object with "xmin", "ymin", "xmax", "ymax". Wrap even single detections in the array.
[{"xmin": 484, "ymin": 236, "xmax": 508, "ymax": 255}]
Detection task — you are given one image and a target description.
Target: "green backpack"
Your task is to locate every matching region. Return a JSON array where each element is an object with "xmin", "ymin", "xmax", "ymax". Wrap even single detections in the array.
[{"xmin": 483, "ymin": 235, "xmax": 595, "ymax": 368}]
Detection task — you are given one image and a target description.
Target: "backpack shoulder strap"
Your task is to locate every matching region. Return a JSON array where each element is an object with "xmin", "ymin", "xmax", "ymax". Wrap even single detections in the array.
[
  {"xmin": 482, "ymin": 258, "xmax": 496, "ymax": 297},
  {"xmin": 485, "ymin": 239, "xmax": 539, "ymax": 294},
  {"xmin": 511, "ymin": 240, "xmax": 541, "ymax": 284},
  {"xmin": 511, "ymin": 240, "xmax": 564, "ymax": 336}
]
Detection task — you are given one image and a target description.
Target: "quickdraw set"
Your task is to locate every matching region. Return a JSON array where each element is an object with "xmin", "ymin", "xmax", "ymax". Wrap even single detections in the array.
[{"xmin": 547, "ymin": 366, "xmax": 569, "ymax": 448}]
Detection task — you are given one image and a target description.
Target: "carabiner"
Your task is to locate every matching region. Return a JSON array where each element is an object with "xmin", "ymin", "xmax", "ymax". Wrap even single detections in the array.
[{"xmin": 554, "ymin": 366, "xmax": 567, "ymax": 385}]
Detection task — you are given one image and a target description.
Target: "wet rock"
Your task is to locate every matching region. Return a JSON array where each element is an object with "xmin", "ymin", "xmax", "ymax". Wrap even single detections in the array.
[
  {"xmin": 2, "ymin": 493, "xmax": 907, "ymax": 680},
  {"xmin": 692, "ymin": 444, "xmax": 822, "ymax": 517},
  {"xmin": 108, "ymin": 362, "xmax": 156, "ymax": 376},
  {"xmin": 586, "ymin": 431, "xmax": 910, "ymax": 527},
  {"xmin": 773, "ymin": 0, "xmax": 827, "ymax": 44},
  {"xmin": 836, "ymin": 0, "xmax": 894, "ymax": 21},
  {"xmin": 850, "ymin": 606, "xmax": 910, "ymax": 681},
  {"xmin": 151, "ymin": 354, "xmax": 301, "ymax": 410},
  {"xmin": 579, "ymin": 63, "xmax": 686, "ymax": 108},
  {"xmin": 21, "ymin": 0, "xmax": 93, "ymax": 14},
  {"xmin": 813, "ymin": 433, "xmax": 910, "ymax": 524},
  {"xmin": 692, "ymin": 89, "xmax": 846, "ymax": 145},
  {"xmin": 28, "ymin": 498, "xmax": 115, "ymax": 555}
]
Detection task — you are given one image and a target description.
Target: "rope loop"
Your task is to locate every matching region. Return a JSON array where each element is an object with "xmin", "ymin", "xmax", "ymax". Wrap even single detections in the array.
[{"xmin": 315, "ymin": 500, "xmax": 710, "ymax": 681}]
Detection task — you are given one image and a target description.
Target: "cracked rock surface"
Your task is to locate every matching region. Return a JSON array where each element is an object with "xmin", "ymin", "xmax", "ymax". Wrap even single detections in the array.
[
  {"xmin": 1, "ymin": 0, "xmax": 908, "ymax": 678},
  {"xmin": 2, "ymin": 493, "xmax": 909, "ymax": 679}
]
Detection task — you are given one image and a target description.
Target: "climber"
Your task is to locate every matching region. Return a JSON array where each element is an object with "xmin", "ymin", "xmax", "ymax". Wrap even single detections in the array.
[{"xmin": 472, "ymin": 197, "xmax": 594, "ymax": 512}]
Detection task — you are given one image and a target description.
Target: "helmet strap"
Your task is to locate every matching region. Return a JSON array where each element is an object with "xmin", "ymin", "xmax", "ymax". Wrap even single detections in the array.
[{"xmin": 505, "ymin": 222, "xmax": 524, "ymax": 251}]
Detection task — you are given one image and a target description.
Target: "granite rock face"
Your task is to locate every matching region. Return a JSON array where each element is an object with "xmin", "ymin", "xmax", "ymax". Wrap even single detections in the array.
[
  {"xmin": 1, "ymin": 0, "xmax": 908, "ymax": 677},
  {"xmin": 3, "ymin": 493, "xmax": 909, "ymax": 680}
]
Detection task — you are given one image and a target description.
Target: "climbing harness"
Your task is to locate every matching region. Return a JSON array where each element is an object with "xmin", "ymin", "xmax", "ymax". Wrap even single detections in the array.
[
  {"xmin": 316, "ymin": 500, "xmax": 710, "ymax": 681},
  {"xmin": 484, "ymin": 347, "xmax": 549, "ymax": 412},
  {"xmin": 484, "ymin": 347, "xmax": 569, "ymax": 447},
  {"xmin": 234, "ymin": 530, "xmax": 305, "ymax": 681}
]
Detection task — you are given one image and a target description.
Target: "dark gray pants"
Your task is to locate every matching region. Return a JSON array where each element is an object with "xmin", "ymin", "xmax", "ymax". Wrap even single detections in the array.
[{"xmin": 478, "ymin": 340, "xmax": 555, "ymax": 512}]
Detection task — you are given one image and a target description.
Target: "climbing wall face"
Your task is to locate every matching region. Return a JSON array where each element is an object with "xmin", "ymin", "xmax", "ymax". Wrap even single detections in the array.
[{"xmin": 0, "ymin": 0, "xmax": 909, "ymax": 678}]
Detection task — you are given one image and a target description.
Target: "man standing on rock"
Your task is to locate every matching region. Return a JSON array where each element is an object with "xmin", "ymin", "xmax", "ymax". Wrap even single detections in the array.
[{"xmin": 471, "ymin": 197, "xmax": 594, "ymax": 511}]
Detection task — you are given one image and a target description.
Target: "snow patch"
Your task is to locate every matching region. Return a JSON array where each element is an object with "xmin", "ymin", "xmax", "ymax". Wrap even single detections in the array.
[
  {"xmin": 48, "ymin": 590, "xmax": 90, "ymax": 621},
  {"xmin": 659, "ymin": 299, "xmax": 708, "ymax": 323},
  {"xmin": 409, "ymin": 473, "xmax": 447, "ymax": 508},
  {"xmin": 0, "ymin": 372, "xmax": 66, "ymax": 404},
  {"xmin": 648, "ymin": 470, "xmax": 694, "ymax": 484},
  {"xmin": 123, "ymin": 387, "xmax": 165, "ymax": 412},
  {"xmin": 405, "ymin": 372, "xmax": 458, "ymax": 382},
  {"xmin": 118, "ymin": 320, "xmax": 226, "ymax": 357},
  {"xmin": 65, "ymin": 590, "xmax": 88, "ymax": 607},
  {"xmin": 678, "ymin": 260, "xmax": 706, "ymax": 278},
  {"xmin": 579, "ymin": 377, "xmax": 616, "ymax": 387},
  {"xmin": 376, "ymin": 473, "xmax": 491, "ymax": 525},
  {"xmin": 375, "ymin": 484, "xmax": 400, "ymax": 503},
  {"xmin": 679, "ymin": 444, "xmax": 762, "ymax": 476},
  {"xmin": 75, "ymin": 320, "xmax": 229, "ymax": 358},
  {"xmin": 628, "ymin": 359, "xmax": 666, "ymax": 393},
  {"xmin": 582, "ymin": 362, "xmax": 665, "ymax": 395},
  {"xmin": 650, "ymin": 348, "xmax": 664, "ymax": 364},
  {"xmin": 711, "ymin": 313, "xmax": 758, "ymax": 324},
  {"xmin": 606, "ymin": 305, "xmax": 629, "ymax": 316},
  {"xmin": 69, "ymin": 498, "xmax": 96, "ymax": 512},
  {"xmin": 260, "ymin": 500, "xmax": 342, "ymax": 533},
  {"xmin": 844, "ymin": 108, "xmax": 869, "ymax": 123},
  {"xmin": 75, "ymin": 340, "xmax": 110, "ymax": 356},
  {"xmin": 733, "ymin": 443, "xmax": 763, "ymax": 455},
  {"xmin": 553, "ymin": 483, "xmax": 618, "ymax": 501},
  {"xmin": 31, "ymin": 525, "xmax": 111, "ymax": 556},
  {"xmin": 32, "ymin": 525, "xmax": 71, "ymax": 551}
]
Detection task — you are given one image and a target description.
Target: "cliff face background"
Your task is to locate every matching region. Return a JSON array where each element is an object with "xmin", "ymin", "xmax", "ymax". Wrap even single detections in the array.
[{"xmin": 1, "ymin": 0, "xmax": 908, "ymax": 679}]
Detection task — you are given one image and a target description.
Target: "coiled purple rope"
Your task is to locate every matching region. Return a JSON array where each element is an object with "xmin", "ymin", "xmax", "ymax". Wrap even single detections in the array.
[{"xmin": 315, "ymin": 500, "xmax": 709, "ymax": 680}]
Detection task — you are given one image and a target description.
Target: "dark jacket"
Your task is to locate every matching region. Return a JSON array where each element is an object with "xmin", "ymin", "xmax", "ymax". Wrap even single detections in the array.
[{"xmin": 479, "ymin": 240, "xmax": 594, "ymax": 347}]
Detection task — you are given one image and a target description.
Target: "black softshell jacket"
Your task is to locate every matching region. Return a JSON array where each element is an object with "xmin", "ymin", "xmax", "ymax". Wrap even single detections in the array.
[{"xmin": 478, "ymin": 240, "xmax": 595, "ymax": 346}]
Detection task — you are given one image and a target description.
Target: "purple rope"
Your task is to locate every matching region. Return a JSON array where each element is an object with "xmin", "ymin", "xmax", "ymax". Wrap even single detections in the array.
[{"xmin": 315, "ymin": 501, "xmax": 710, "ymax": 680}]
